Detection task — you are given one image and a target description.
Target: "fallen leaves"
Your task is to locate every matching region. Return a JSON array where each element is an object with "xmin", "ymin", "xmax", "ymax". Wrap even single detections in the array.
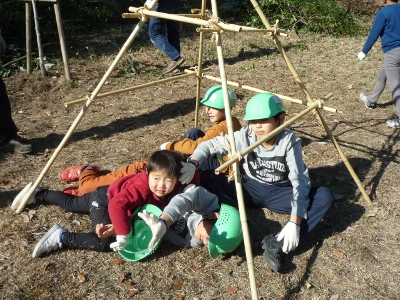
[
  {"xmin": 225, "ymin": 286, "xmax": 239, "ymax": 295},
  {"xmin": 78, "ymin": 273, "xmax": 86, "ymax": 283},
  {"xmin": 172, "ymin": 277, "xmax": 183, "ymax": 290},
  {"xmin": 333, "ymin": 249, "xmax": 347, "ymax": 259}
]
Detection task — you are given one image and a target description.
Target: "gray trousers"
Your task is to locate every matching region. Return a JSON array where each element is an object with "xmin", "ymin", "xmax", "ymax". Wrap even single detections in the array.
[{"xmin": 367, "ymin": 47, "xmax": 400, "ymax": 118}]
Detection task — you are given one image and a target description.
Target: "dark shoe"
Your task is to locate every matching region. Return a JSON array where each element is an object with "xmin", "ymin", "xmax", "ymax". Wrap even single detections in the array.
[
  {"xmin": 4, "ymin": 136, "xmax": 32, "ymax": 154},
  {"xmin": 386, "ymin": 117, "xmax": 400, "ymax": 128},
  {"xmin": 163, "ymin": 56, "xmax": 185, "ymax": 74},
  {"xmin": 261, "ymin": 234, "xmax": 283, "ymax": 272},
  {"xmin": 359, "ymin": 92, "xmax": 376, "ymax": 109}
]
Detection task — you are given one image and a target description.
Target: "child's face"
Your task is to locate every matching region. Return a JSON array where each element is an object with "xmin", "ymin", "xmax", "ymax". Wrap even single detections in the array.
[
  {"xmin": 249, "ymin": 114, "xmax": 284, "ymax": 144},
  {"xmin": 147, "ymin": 170, "xmax": 178, "ymax": 198},
  {"xmin": 194, "ymin": 212, "xmax": 219, "ymax": 245},
  {"xmin": 204, "ymin": 106, "xmax": 226, "ymax": 123}
]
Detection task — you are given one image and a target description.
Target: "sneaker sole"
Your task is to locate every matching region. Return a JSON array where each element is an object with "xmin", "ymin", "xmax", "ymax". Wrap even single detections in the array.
[
  {"xmin": 32, "ymin": 224, "xmax": 62, "ymax": 258},
  {"xmin": 11, "ymin": 182, "xmax": 33, "ymax": 210}
]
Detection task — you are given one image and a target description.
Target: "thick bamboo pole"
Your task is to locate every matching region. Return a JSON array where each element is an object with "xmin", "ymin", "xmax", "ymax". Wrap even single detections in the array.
[
  {"xmin": 248, "ymin": 0, "xmax": 371, "ymax": 204},
  {"xmin": 122, "ymin": 13, "xmax": 203, "ymax": 19},
  {"xmin": 129, "ymin": 7, "xmax": 243, "ymax": 32},
  {"xmin": 194, "ymin": 0, "xmax": 207, "ymax": 128},
  {"xmin": 25, "ymin": 2, "xmax": 32, "ymax": 74},
  {"xmin": 215, "ymin": 101, "xmax": 321, "ymax": 173},
  {"xmin": 202, "ymin": 74, "xmax": 337, "ymax": 113},
  {"xmin": 210, "ymin": 1, "xmax": 258, "ymax": 299},
  {"xmin": 31, "ymin": 0, "xmax": 47, "ymax": 77},
  {"xmin": 63, "ymin": 69, "xmax": 204, "ymax": 107},
  {"xmin": 53, "ymin": 0, "xmax": 71, "ymax": 82},
  {"xmin": 16, "ymin": 16, "xmax": 149, "ymax": 213}
]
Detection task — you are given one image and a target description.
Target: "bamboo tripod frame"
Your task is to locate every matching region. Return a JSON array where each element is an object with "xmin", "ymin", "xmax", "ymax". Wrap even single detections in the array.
[
  {"xmin": 19, "ymin": 0, "xmax": 71, "ymax": 82},
  {"xmin": 14, "ymin": 1, "xmax": 372, "ymax": 299}
]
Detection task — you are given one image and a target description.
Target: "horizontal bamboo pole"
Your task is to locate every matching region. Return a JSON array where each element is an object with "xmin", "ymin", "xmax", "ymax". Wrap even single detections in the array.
[
  {"xmin": 122, "ymin": 13, "xmax": 203, "ymax": 19},
  {"xmin": 128, "ymin": 7, "xmax": 244, "ymax": 32},
  {"xmin": 201, "ymin": 74, "xmax": 337, "ymax": 113},
  {"xmin": 196, "ymin": 27, "xmax": 287, "ymax": 36},
  {"xmin": 64, "ymin": 69, "xmax": 206, "ymax": 107},
  {"xmin": 215, "ymin": 101, "xmax": 321, "ymax": 174}
]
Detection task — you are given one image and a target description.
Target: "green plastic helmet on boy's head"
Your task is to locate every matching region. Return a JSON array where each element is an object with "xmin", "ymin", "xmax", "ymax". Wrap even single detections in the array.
[
  {"xmin": 201, "ymin": 85, "xmax": 237, "ymax": 109},
  {"xmin": 243, "ymin": 92, "xmax": 285, "ymax": 121},
  {"xmin": 208, "ymin": 204, "xmax": 243, "ymax": 258}
]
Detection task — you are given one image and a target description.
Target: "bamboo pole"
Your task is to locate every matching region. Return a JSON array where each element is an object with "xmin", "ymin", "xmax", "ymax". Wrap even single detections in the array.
[
  {"xmin": 194, "ymin": 0, "xmax": 207, "ymax": 128},
  {"xmin": 25, "ymin": 1, "xmax": 32, "ymax": 74},
  {"xmin": 202, "ymin": 74, "xmax": 337, "ymax": 113},
  {"xmin": 16, "ymin": 15, "xmax": 149, "ymax": 213},
  {"xmin": 63, "ymin": 69, "xmax": 206, "ymax": 107},
  {"xmin": 128, "ymin": 7, "xmax": 243, "ymax": 32},
  {"xmin": 53, "ymin": 0, "xmax": 71, "ymax": 82},
  {"xmin": 209, "ymin": 1, "xmax": 258, "ymax": 299},
  {"xmin": 196, "ymin": 27, "xmax": 287, "ymax": 35},
  {"xmin": 122, "ymin": 13, "xmax": 203, "ymax": 19},
  {"xmin": 215, "ymin": 101, "xmax": 321, "ymax": 173},
  {"xmin": 31, "ymin": 0, "xmax": 47, "ymax": 77},
  {"xmin": 248, "ymin": 0, "xmax": 371, "ymax": 204}
]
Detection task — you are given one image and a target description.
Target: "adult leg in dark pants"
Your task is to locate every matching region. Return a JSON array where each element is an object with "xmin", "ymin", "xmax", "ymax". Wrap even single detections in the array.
[{"xmin": 32, "ymin": 186, "xmax": 114, "ymax": 257}]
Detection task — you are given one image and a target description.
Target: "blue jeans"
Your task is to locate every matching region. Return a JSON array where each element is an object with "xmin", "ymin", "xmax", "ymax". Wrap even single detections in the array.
[
  {"xmin": 200, "ymin": 170, "xmax": 335, "ymax": 237},
  {"xmin": 148, "ymin": 0, "xmax": 181, "ymax": 60}
]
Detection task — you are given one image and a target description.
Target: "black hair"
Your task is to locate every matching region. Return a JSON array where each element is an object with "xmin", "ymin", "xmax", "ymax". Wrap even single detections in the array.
[
  {"xmin": 273, "ymin": 111, "xmax": 285, "ymax": 121},
  {"xmin": 146, "ymin": 150, "xmax": 184, "ymax": 179}
]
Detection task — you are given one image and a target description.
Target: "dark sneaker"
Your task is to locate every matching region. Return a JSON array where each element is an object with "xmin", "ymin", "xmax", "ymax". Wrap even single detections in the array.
[
  {"xmin": 163, "ymin": 56, "xmax": 185, "ymax": 74},
  {"xmin": 4, "ymin": 136, "xmax": 32, "ymax": 154},
  {"xmin": 359, "ymin": 92, "xmax": 376, "ymax": 109},
  {"xmin": 261, "ymin": 234, "xmax": 283, "ymax": 272},
  {"xmin": 32, "ymin": 224, "xmax": 66, "ymax": 258},
  {"xmin": 386, "ymin": 117, "xmax": 400, "ymax": 128}
]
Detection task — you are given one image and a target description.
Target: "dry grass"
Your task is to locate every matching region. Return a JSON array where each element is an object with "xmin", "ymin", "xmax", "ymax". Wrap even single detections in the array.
[{"xmin": 1, "ymin": 22, "xmax": 400, "ymax": 300}]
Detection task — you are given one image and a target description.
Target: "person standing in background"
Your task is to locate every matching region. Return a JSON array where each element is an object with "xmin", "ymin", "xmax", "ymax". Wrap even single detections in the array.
[
  {"xmin": 358, "ymin": 0, "xmax": 400, "ymax": 128},
  {"xmin": 148, "ymin": 0, "xmax": 185, "ymax": 75},
  {"xmin": 0, "ymin": 30, "xmax": 32, "ymax": 154}
]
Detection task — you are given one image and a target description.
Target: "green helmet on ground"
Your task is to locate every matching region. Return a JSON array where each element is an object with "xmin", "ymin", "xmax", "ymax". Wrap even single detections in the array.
[
  {"xmin": 208, "ymin": 204, "xmax": 243, "ymax": 258},
  {"xmin": 201, "ymin": 85, "xmax": 237, "ymax": 109},
  {"xmin": 243, "ymin": 92, "xmax": 285, "ymax": 121}
]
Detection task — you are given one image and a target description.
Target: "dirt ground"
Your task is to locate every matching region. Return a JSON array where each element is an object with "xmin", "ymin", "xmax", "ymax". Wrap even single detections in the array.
[{"xmin": 0, "ymin": 18, "xmax": 399, "ymax": 300}]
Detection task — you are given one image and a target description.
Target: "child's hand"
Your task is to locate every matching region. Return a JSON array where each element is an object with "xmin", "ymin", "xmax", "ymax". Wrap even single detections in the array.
[
  {"xmin": 179, "ymin": 161, "xmax": 196, "ymax": 184},
  {"xmin": 96, "ymin": 223, "xmax": 115, "ymax": 238},
  {"xmin": 138, "ymin": 210, "xmax": 167, "ymax": 249}
]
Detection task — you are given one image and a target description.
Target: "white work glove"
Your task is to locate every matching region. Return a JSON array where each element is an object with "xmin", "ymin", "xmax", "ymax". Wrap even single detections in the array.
[
  {"xmin": 277, "ymin": 221, "xmax": 300, "ymax": 254},
  {"xmin": 110, "ymin": 234, "xmax": 128, "ymax": 251},
  {"xmin": 358, "ymin": 51, "xmax": 366, "ymax": 61},
  {"xmin": 0, "ymin": 30, "xmax": 7, "ymax": 55},
  {"xmin": 179, "ymin": 161, "xmax": 196, "ymax": 184},
  {"xmin": 183, "ymin": 183, "xmax": 197, "ymax": 193},
  {"xmin": 138, "ymin": 210, "xmax": 167, "ymax": 249},
  {"xmin": 160, "ymin": 142, "xmax": 170, "ymax": 150}
]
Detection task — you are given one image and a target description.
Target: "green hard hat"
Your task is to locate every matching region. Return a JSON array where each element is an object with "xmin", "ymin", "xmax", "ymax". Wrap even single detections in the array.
[
  {"xmin": 243, "ymin": 93, "xmax": 285, "ymax": 121},
  {"xmin": 201, "ymin": 85, "xmax": 237, "ymax": 109},
  {"xmin": 208, "ymin": 204, "xmax": 243, "ymax": 258},
  {"xmin": 118, "ymin": 204, "xmax": 162, "ymax": 262}
]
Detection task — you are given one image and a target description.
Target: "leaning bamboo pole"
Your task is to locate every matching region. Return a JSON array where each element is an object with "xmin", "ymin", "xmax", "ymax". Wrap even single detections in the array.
[
  {"xmin": 248, "ymin": 0, "xmax": 371, "ymax": 204},
  {"xmin": 53, "ymin": 0, "xmax": 71, "ymax": 82},
  {"xmin": 63, "ymin": 68, "xmax": 207, "ymax": 107},
  {"xmin": 16, "ymin": 14, "xmax": 149, "ymax": 213},
  {"xmin": 215, "ymin": 101, "xmax": 322, "ymax": 174},
  {"xmin": 209, "ymin": 1, "xmax": 258, "ymax": 299},
  {"xmin": 200, "ymin": 73, "xmax": 337, "ymax": 113},
  {"xmin": 25, "ymin": 1, "xmax": 32, "ymax": 74},
  {"xmin": 31, "ymin": 0, "xmax": 47, "ymax": 77},
  {"xmin": 194, "ymin": 0, "xmax": 207, "ymax": 127}
]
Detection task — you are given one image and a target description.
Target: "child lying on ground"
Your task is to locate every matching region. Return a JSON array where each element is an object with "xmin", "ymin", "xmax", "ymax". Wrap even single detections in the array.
[{"xmin": 11, "ymin": 150, "xmax": 199, "ymax": 256}]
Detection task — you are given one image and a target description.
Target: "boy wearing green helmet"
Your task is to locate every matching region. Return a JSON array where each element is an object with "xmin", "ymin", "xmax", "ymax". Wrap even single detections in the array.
[
  {"xmin": 179, "ymin": 92, "xmax": 335, "ymax": 272},
  {"xmin": 139, "ymin": 185, "xmax": 243, "ymax": 258},
  {"xmin": 160, "ymin": 85, "xmax": 242, "ymax": 172}
]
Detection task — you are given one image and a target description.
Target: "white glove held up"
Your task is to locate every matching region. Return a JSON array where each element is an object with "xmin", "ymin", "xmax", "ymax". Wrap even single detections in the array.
[
  {"xmin": 277, "ymin": 221, "xmax": 300, "ymax": 254},
  {"xmin": 138, "ymin": 210, "xmax": 167, "ymax": 249},
  {"xmin": 110, "ymin": 234, "xmax": 128, "ymax": 251},
  {"xmin": 179, "ymin": 161, "xmax": 196, "ymax": 184},
  {"xmin": 160, "ymin": 142, "xmax": 170, "ymax": 150},
  {"xmin": 358, "ymin": 51, "xmax": 366, "ymax": 60}
]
